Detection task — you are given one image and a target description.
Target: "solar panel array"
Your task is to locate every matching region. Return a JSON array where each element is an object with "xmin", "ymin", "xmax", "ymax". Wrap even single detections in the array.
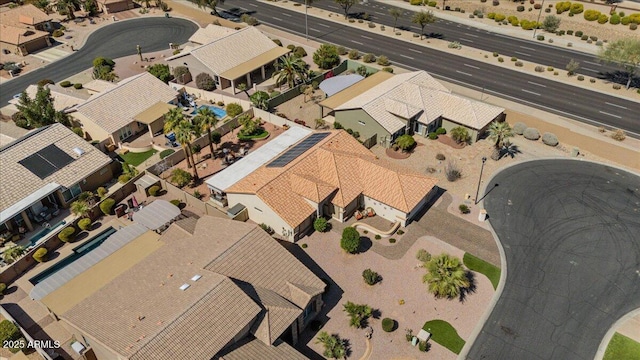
[
  {"xmin": 18, "ymin": 144, "xmax": 75, "ymax": 179},
  {"xmin": 266, "ymin": 132, "xmax": 330, "ymax": 168}
]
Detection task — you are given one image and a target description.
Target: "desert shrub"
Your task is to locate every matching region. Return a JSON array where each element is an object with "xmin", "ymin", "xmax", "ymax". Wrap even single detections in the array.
[
  {"xmin": 515, "ymin": 61, "xmax": 524, "ymax": 67},
  {"xmin": 445, "ymin": 161, "xmax": 462, "ymax": 181},
  {"xmin": 494, "ymin": 14, "xmax": 506, "ymax": 22},
  {"xmin": 410, "ymin": 0, "xmax": 422, "ymax": 5},
  {"xmin": 272, "ymin": 39, "xmax": 282, "ymax": 46},
  {"xmin": 33, "ymin": 248, "xmax": 48, "ymax": 262},
  {"xmin": 517, "ymin": 5, "xmax": 524, "ymax": 12},
  {"xmin": 575, "ymin": 30, "xmax": 583, "ymax": 37},
  {"xmin": 168, "ymin": 199, "xmax": 180, "ymax": 207},
  {"xmin": 436, "ymin": 153, "xmax": 446, "ymax": 160},
  {"xmin": 170, "ymin": 168, "xmax": 192, "ymax": 188},
  {"xmin": 570, "ymin": 3, "xmax": 583, "ymax": 14},
  {"xmin": 97, "ymin": 187, "xmax": 107, "ymax": 198},
  {"xmin": 293, "ymin": 46, "xmax": 307, "ymax": 58},
  {"xmin": 613, "ymin": 84, "xmax": 622, "ymax": 89},
  {"xmin": 60, "ymin": 81, "xmax": 72, "ymax": 87},
  {"xmin": 555, "ymin": 1, "xmax": 570, "ymax": 14},
  {"xmin": 73, "ymin": 83, "xmax": 83, "ymax": 89},
  {"xmin": 513, "ymin": 122, "xmax": 527, "ymax": 135},
  {"xmin": 58, "ymin": 226, "xmax": 76, "ymax": 242},
  {"xmin": 631, "ymin": 23, "xmax": 638, "ymax": 30},
  {"xmin": 78, "ymin": 218, "xmax": 92, "ymax": 231},
  {"xmin": 37, "ymin": 79, "xmax": 54, "ymax": 87},
  {"xmin": 493, "ymin": 52, "xmax": 499, "ymax": 57},
  {"xmin": 313, "ymin": 44, "xmax": 340, "ymax": 69},
  {"xmin": 341, "ymin": 227, "xmax": 360, "ymax": 254},
  {"xmin": 337, "ymin": 45, "xmax": 348, "ymax": 55},
  {"xmin": 226, "ymin": 103, "xmax": 243, "ymax": 117},
  {"xmin": 147, "ymin": 185, "xmax": 160, "ymax": 197},
  {"xmin": 382, "ymin": 67, "xmax": 394, "ymax": 73},
  {"xmin": 523, "ymin": 127, "xmax": 541, "ymax": 140},
  {"xmin": 621, "ymin": 16, "xmax": 631, "ymax": 25},
  {"xmin": 362, "ymin": 269, "xmax": 380, "ymax": 285},
  {"xmin": 428, "ymin": 132, "xmax": 438, "ymax": 140},
  {"xmin": 611, "ymin": 129, "xmax": 626, "ymax": 141},
  {"xmin": 348, "ymin": 49, "xmax": 360, "ymax": 59},
  {"xmin": 173, "ymin": 66, "xmax": 191, "ymax": 82},
  {"xmin": 597, "ymin": 14, "xmax": 608, "ymax": 24},
  {"xmin": 159, "ymin": 149, "xmax": 175, "ymax": 159},
  {"xmin": 389, "ymin": 238, "xmax": 396, "ymax": 243},
  {"xmin": 368, "ymin": 22, "xmax": 376, "ymax": 28},
  {"xmin": 459, "ymin": 204, "xmax": 471, "ymax": 214},
  {"xmin": 610, "ymin": 14, "xmax": 621, "ymax": 25},
  {"xmin": 287, "ymin": 44, "xmax": 296, "ymax": 50},
  {"xmin": 0, "ymin": 283, "xmax": 5, "ymax": 294},
  {"xmin": 100, "ymin": 198, "xmax": 115, "ymax": 215},
  {"xmin": 52, "ymin": 29, "xmax": 64, "ymax": 37},
  {"xmin": 498, "ymin": 57, "xmax": 504, "ymax": 62},
  {"xmin": 241, "ymin": 14, "xmax": 259, "ymax": 25},
  {"xmin": 382, "ymin": 318, "xmax": 396, "ymax": 332},
  {"xmin": 584, "ymin": 9, "xmax": 600, "ymax": 21},
  {"xmin": 314, "ymin": 217, "xmax": 329, "ymax": 232},
  {"xmin": 535, "ymin": 65, "xmax": 545, "ymax": 72},
  {"xmin": 581, "ymin": 34, "xmax": 588, "ymax": 40},
  {"xmin": 577, "ymin": 75, "xmax": 584, "ymax": 81},
  {"xmin": 195, "ymin": 72, "xmax": 215, "ymax": 91},
  {"xmin": 362, "ymin": 53, "xmax": 376, "ymax": 63},
  {"xmin": 542, "ymin": 132, "xmax": 559, "ymax": 146},
  {"xmin": 375, "ymin": 234, "xmax": 381, "ymax": 240},
  {"xmin": 72, "ymin": 127, "xmax": 84, "ymax": 137},
  {"xmin": 417, "ymin": 249, "xmax": 432, "ymax": 262},
  {"xmin": 377, "ymin": 55, "xmax": 390, "ymax": 66}
]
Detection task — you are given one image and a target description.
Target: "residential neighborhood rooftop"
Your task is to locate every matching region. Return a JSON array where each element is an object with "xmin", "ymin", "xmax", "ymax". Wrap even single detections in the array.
[
  {"xmin": 188, "ymin": 23, "xmax": 237, "ymax": 45},
  {"xmin": 0, "ymin": 4, "xmax": 50, "ymax": 27}
]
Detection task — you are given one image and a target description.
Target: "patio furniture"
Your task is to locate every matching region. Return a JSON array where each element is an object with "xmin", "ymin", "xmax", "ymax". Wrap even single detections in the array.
[
  {"xmin": 355, "ymin": 210, "xmax": 364, "ymax": 220},
  {"xmin": 366, "ymin": 207, "xmax": 375, "ymax": 217}
]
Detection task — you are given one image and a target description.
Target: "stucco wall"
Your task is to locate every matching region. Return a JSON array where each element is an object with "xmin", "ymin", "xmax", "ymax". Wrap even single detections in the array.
[
  {"xmin": 441, "ymin": 119, "xmax": 479, "ymax": 144},
  {"xmin": 74, "ymin": 113, "xmax": 110, "ymax": 143},
  {"xmin": 334, "ymin": 109, "xmax": 389, "ymax": 143},
  {"xmin": 226, "ymin": 193, "xmax": 295, "ymax": 241},
  {"xmin": 363, "ymin": 195, "xmax": 408, "ymax": 226}
]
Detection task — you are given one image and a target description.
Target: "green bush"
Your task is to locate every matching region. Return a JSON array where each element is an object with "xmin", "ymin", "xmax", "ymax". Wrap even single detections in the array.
[
  {"xmin": 97, "ymin": 187, "xmax": 107, "ymax": 198},
  {"xmin": 170, "ymin": 199, "xmax": 181, "ymax": 207},
  {"xmin": 100, "ymin": 198, "xmax": 116, "ymax": 215},
  {"xmin": 272, "ymin": 39, "xmax": 282, "ymax": 46},
  {"xmin": 555, "ymin": 1, "xmax": 570, "ymax": 14},
  {"xmin": 78, "ymin": 218, "xmax": 92, "ymax": 231},
  {"xmin": 630, "ymin": 23, "xmax": 637, "ymax": 30},
  {"xmin": 159, "ymin": 149, "xmax": 175, "ymax": 159},
  {"xmin": 33, "ymin": 248, "xmax": 48, "ymax": 262},
  {"xmin": 301, "ymin": 243, "xmax": 308, "ymax": 248},
  {"xmin": 226, "ymin": 103, "xmax": 243, "ymax": 117},
  {"xmin": 58, "ymin": 226, "xmax": 76, "ymax": 242},
  {"xmin": 195, "ymin": 72, "xmax": 215, "ymax": 91},
  {"xmin": 287, "ymin": 44, "xmax": 296, "ymax": 50},
  {"xmin": 428, "ymin": 132, "xmax": 438, "ymax": 140},
  {"xmin": 118, "ymin": 174, "xmax": 131, "ymax": 183},
  {"xmin": 375, "ymin": 234, "xmax": 381, "ymax": 240},
  {"xmin": 293, "ymin": 46, "xmax": 307, "ymax": 58},
  {"xmin": 341, "ymin": 227, "xmax": 360, "ymax": 254},
  {"xmin": 584, "ymin": 9, "xmax": 600, "ymax": 21},
  {"xmin": 487, "ymin": 12, "xmax": 495, "ymax": 19},
  {"xmin": 410, "ymin": 0, "xmax": 422, "ymax": 5},
  {"xmin": 348, "ymin": 49, "xmax": 360, "ymax": 60},
  {"xmin": 382, "ymin": 318, "xmax": 395, "ymax": 332},
  {"xmin": 362, "ymin": 53, "xmax": 376, "ymax": 63},
  {"xmin": 362, "ymin": 268, "xmax": 380, "ymax": 285},
  {"xmin": 60, "ymin": 80, "xmax": 72, "ymax": 87},
  {"xmin": 494, "ymin": 14, "xmax": 506, "ymax": 22},
  {"xmin": 148, "ymin": 64, "xmax": 173, "ymax": 83},
  {"xmin": 0, "ymin": 319, "xmax": 21, "ymax": 342},
  {"xmin": 73, "ymin": 83, "xmax": 83, "ymax": 89},
  {"xmin": 313, "ymin": 44, "xmax": 341, "ymax": 70},
  {"xmin": 389, "ymin": 238, "xmax": 396, "ymax": 243},
  {"xmin": 170, "ymin": 168, "xmax": 192, "ymax": 188},
  {"xmin": 0, "ymin": 283, "xmax": 6, "ymax": 294},
  {"xmin": 435, "ymin": 127, "xmax": 446, "ymax": 135},
  {"xmin": 597, "ymin": 14, "xmax": 609, "ymax": 24},
  {"xmin": 72, "ymin": 127, "xmax": 84, "ymax": 137},
  {"xmin": 314, "ymin": 217, "xmax": 329, "ymax": 232},
  {"xmin": 570, "ymin": 3, "xmax": 583, "ymax": 14},
  {"xmin": 610, "ymin": 14, "xmax": 621, "ymax": 25},
  {"xmin": 52, "ymin": 29, "xmax": 64, "ymax": 37},
  {"xmin": 417, "ymin": 249, "xmax": 432, "ymax": 262},
  {"xmin": 333, "ymin": 121, "xmax": 344, "ymax": 129},
  {"xmin": 377, "ymin": 55, "xmax": 390, "ymax": 66},
  {"xmin": 459, "ymin": 204, "xmax": 470, "ymax": 214},
  {"xmin": 148, "ymin": 185, "xmax": 161, "ymax": 196},
  {"xmin": 382, "ymin": 67, "xmax": 394, "ymax": 73}
]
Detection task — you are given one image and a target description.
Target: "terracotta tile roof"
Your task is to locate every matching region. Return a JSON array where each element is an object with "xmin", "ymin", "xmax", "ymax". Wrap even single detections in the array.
[
  {"xmin": 58, "ymin": 216, "xmax": 323, "ymax": 359},
  {"xmin": 227, "ymin": 131, "xmax": 438, "ymax": 227},
  {"xmin": 219, "ymin": 338, "xmax": 307, "ymax": 360},
  {"xmin": 0, "ymin": 24, "xmax": 49, "ymax": 45},
  {"xmin": 188, "ymin": 23, "xmax": 236, "ymax": 45},
  {"xmin": 75, "ymin": 73, "xmax": 177, "ymax": 134},
  {"xmin": 0, "ymin": 4, "xmax": 50, "ymax": 27},
  {"xmin": 0, "ymin": 124, "xmax": 112, "ymax": 212}
]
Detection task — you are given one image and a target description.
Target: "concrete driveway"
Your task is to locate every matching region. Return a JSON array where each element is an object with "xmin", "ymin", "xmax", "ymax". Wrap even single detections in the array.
[{"xmin": 468, "ymin": 159, "xmax": 640, "ymax": 360}]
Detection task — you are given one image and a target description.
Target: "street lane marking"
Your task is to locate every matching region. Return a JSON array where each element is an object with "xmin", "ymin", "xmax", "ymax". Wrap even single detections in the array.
[
  {"xmin": 521, "ymin": 89, "xmax": 541, "ymax": 96},
  {"xmin": 605, "ymin": 102, "xmax": 628, "ymax": 109},
  {"xmin": 514, "ymin": 51, "xmax": 530, "ymax": 57},
  {"xmin": 272, "ymin": 16, "xmax": 283, "ymax": 21},
  {"xmin": 351, "ymin": 40, "xmax": 364, "ymax": 45},
  {"xmin": 520, "ymin": 46, "xmax": 536, "ymax": 51},
  {"xmin": 408, "ymin": 48, "xmax": 422, "ymax": 53},
  {"xmin": 464, "ymin": 64, "xmax": 480, "ymax": 69},
  {"xmin": 464, "ymin": 33, "xmax": 479, "ymax": 38},
  {"xmin": 310, "ymin": 28, "xmax": 321, "ymax": 32},
  {"xmin": 249, "ymin": 3, "xmax": 257, "ymax": 6},
  {"xmin": 327, "ymin": 5, "xmax": 338, "ymax": 10},
  {"xmin": 282, "ymin": 13, "xmax": 291, "ymax": 17},
  {"xmin": 400, "ymin": 54, "xmax": 415, "ymax": 60},
  {"xmin": 318, "ymin": 23, "xmax": 330, "ymax": 28},
  {"xmin": 456, "ymin": 70, "xmax": 473, "ymax": 76},
  {"xmin": 361, "ymin": 35, "xmax": 372, "ymax": 40},
  {"xmin": 582, "ymin": 68, "xmax": 600, "ymax": 73},
  {"xmin": 584, "ymin": 61, "xmax": 601, "ymax": 66},
  {"xmin": 460, "ymin": 38, "xmax": 474, "ymax": 43},
  {"xmin": 527, "ymin": 81, "xmax": 546, "ymax": 88},
  {"xmin": 375, "ymin": 11, "xmax": 385, "ymax": 15},
  {"xmin": 599, "ymin": 111, "xmax": 622, "ymax": 119}
]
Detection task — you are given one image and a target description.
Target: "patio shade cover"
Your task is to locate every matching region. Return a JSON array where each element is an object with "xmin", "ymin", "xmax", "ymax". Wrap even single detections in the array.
[
  {"xmin": 132, "ymin": 199, "xmax": 181, "ymax": 231},
  {"xmin": 133, "ymin": 102, "xmax": 177, "ymax": 125},
  {"xmin": 0, "ymin": 182, "xmax": 61, "ymax": 223},
  {"xmin": 319, "ymin": 74, "xmax": 364, "ymax": 97},
  {"xmin": 219, "ymin": 47, "xmax": 290, "ymax": 80},
  {"xmin": 134, "ymin": 174, "xmax": 159, "ymax": 191}
]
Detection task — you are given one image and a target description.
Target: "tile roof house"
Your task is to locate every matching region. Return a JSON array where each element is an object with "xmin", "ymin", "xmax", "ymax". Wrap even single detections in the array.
[
  {"xmin": 37, "ymin": 216, "xmax": 323, "ymax": 360},
  {"xmin": 73, "ymin": 72, "xmax": 178, "ymax": 147},
  {"xmin": 0, "ymin": 4, "xmax": 52, "ymax": 55},
  {"xmin": 320, "ymin": 70, "xmax": 505, "ymax": 146},
  {"xmin": 0, "ymin": 124, "xmax": 113, "ymax": 234},
  {"xmin": 8, "ymin": 84, "xmax": 91, "ymax": 113},
  {"xmin": 188, "ymin": 23, "xmax": 237, "ymax": 45},
  {"xmin": 97, "ymin": 0, "xmax": 135, "ymax": 14},
  {"xmin": 166, "ymin": 26, "xmax": 289, "ymax": 94},
  {"xmin": 224, "ymin": 130, "xmax": 438, "ymax": 241}
]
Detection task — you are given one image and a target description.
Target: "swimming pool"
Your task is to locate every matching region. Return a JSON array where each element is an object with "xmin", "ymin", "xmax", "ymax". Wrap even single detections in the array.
[
  {"xmin": 29, "ymin": 227, "xmax": 117, "ymax": 285},
  {"xmin": 28, "ymin": 220, "xmax": 66, "ymax": 246},
  {"xmin": 191, "ymin": 105, "xmax": 227, "ymax": 118}
]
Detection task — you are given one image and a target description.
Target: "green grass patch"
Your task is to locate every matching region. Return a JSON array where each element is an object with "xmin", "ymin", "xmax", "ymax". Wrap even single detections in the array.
[
  {"xmin": 423, "ymin": 320, "xmax": 465, "ymax": 354},
  {"xmin": 464, "ymin": 252, "xmax": 500, "ymax": 290},
  {"xmin": 119, "ymin": 149, "xmax": 157, "ymax": 166},
  {"xmin": 238, "ymin": 130, "xmax": 269, "ymax": 141},
  {"xmin": 604, "ymin": 333, "xmax": 640, "ymax": 360}
]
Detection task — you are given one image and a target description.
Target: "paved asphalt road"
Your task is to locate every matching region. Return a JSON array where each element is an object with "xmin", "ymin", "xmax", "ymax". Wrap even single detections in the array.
[
  {"xmin": 223, "ymin": 1, "xmax": 640, "ymax": 135},
  {"xmin": 0, "ymin": 17, "xmax": 197, "ymax": 105},
  {"xmin": 292, "ymin": 0, "xmax": 635, "ymax": 83},
  {"xmin": 469, "ymin": 160, "xmax": 640, "ymax": 360}
]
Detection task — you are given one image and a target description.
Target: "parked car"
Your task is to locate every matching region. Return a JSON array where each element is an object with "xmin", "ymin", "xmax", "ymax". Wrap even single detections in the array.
[{"xmin": 211, "ymin": 10, "xmax": 240, "ymax": 22}]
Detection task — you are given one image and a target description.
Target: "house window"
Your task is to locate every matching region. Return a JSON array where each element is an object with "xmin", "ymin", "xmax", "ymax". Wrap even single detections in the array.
[
  {"xmin": 61, "ymin": 183, "xmax": 82, "ymax": 202},
  {"xmin": 118, "ymin": 125, "xmax": 133, "ymax": 141},
  {"xmin": 358, "ymin": 121, "xmax": 366, "ymax": 126}
]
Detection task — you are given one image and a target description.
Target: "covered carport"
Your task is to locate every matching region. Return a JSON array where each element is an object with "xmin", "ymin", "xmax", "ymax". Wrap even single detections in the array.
[{"xmin": 133, "ymin": 102, "xmax": 176, "ymax": 138}]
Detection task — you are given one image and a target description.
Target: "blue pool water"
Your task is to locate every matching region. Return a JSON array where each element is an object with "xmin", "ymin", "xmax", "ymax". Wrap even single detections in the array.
[
  {"xmin": 191, "ymin": 105, "xmax": 227, "ymax": 118},
  {"xmin": 29, "ymin": 227, "xmax": 117, "ymax": 285},
  {"xmin": 28, "ymin": 220, "xmax": 66, "ymax": 246}
]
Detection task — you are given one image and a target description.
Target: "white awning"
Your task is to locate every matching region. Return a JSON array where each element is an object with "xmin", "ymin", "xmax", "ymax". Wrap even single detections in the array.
[
  {"xmin": 134, "ymin": 174, "xmax": 160, "ymax": 190},
  {"xmin": 132, "ymin": 199, "xmax": 181, "ymax": 231},
  {"xmin": 0, "ymin": 182, "xmax": 61, "ymax": 223},
  {"xmin": 205, "ymin": 127, "xmax": 312, "ymax": 193},
  {"xmin": 319, "ymin": 74, "xmax": 364, "ymax": 97}
]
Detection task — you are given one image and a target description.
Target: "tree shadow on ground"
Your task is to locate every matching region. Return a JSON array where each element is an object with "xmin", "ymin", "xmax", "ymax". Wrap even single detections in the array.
[
  {"xmin": 46, "ymin": 251, "xmax": 61, "ymax": 262},
  {"xmin": 459, "ymin": 271, "xmax": 477, "ymax": 303},
  {"xmin": 357, "ymin": 237, "xmax": 373, "ymax": 254},
  {"xmin": 597, "ymin": 70, "xmax": 640, "ymax": 89},
  {"xmin": 500, "ymin": 143, "xmax": 521, "ymax": 159}
]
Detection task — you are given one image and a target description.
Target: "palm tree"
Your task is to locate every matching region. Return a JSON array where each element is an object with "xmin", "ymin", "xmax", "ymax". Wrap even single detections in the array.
[
  {"xmin": 273, "ymin": 54, "xmax": 308, "ymax": 89},
  {"xmin": 191, "ymin": 0, "xmax": 224, "ymax": 16},
  {"xmin": 315, "ymin": 331, "xmax": 346, "ymax": 359},
  {"xmin": 389, "ymin": 8, "xmax": 402, "ymax": 32},
  {"xmin": 487, "ymin": 121, "xmax": 514, "ymax": 149},
  {"xmin": 175, "ymin": 120, "xmax": 199, "ymax": 180},
  {"xmin": 193, "ymin": 107, "xmax": 219, "ymax": 159},
  {"xmin": 56, "ymin": 0, "xmax": 80, "ymax": 20},
  {"xmin": 422, "ymin": 253, "xmax": 470, "ymax": 299},
  {"xmin": 450, "ymin": 126, "xmax": 470, "ymax": 144},
  {"xmin": 70, "ymin": 200, "xmax": 90, "ymax": 218},
  {"xmin": 163, "ymin": 107, "xmax": 185, "ymax": 135},
  {"xmin": 250, "ymin": 91, "xmax": 270, "ymax": 110}
]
